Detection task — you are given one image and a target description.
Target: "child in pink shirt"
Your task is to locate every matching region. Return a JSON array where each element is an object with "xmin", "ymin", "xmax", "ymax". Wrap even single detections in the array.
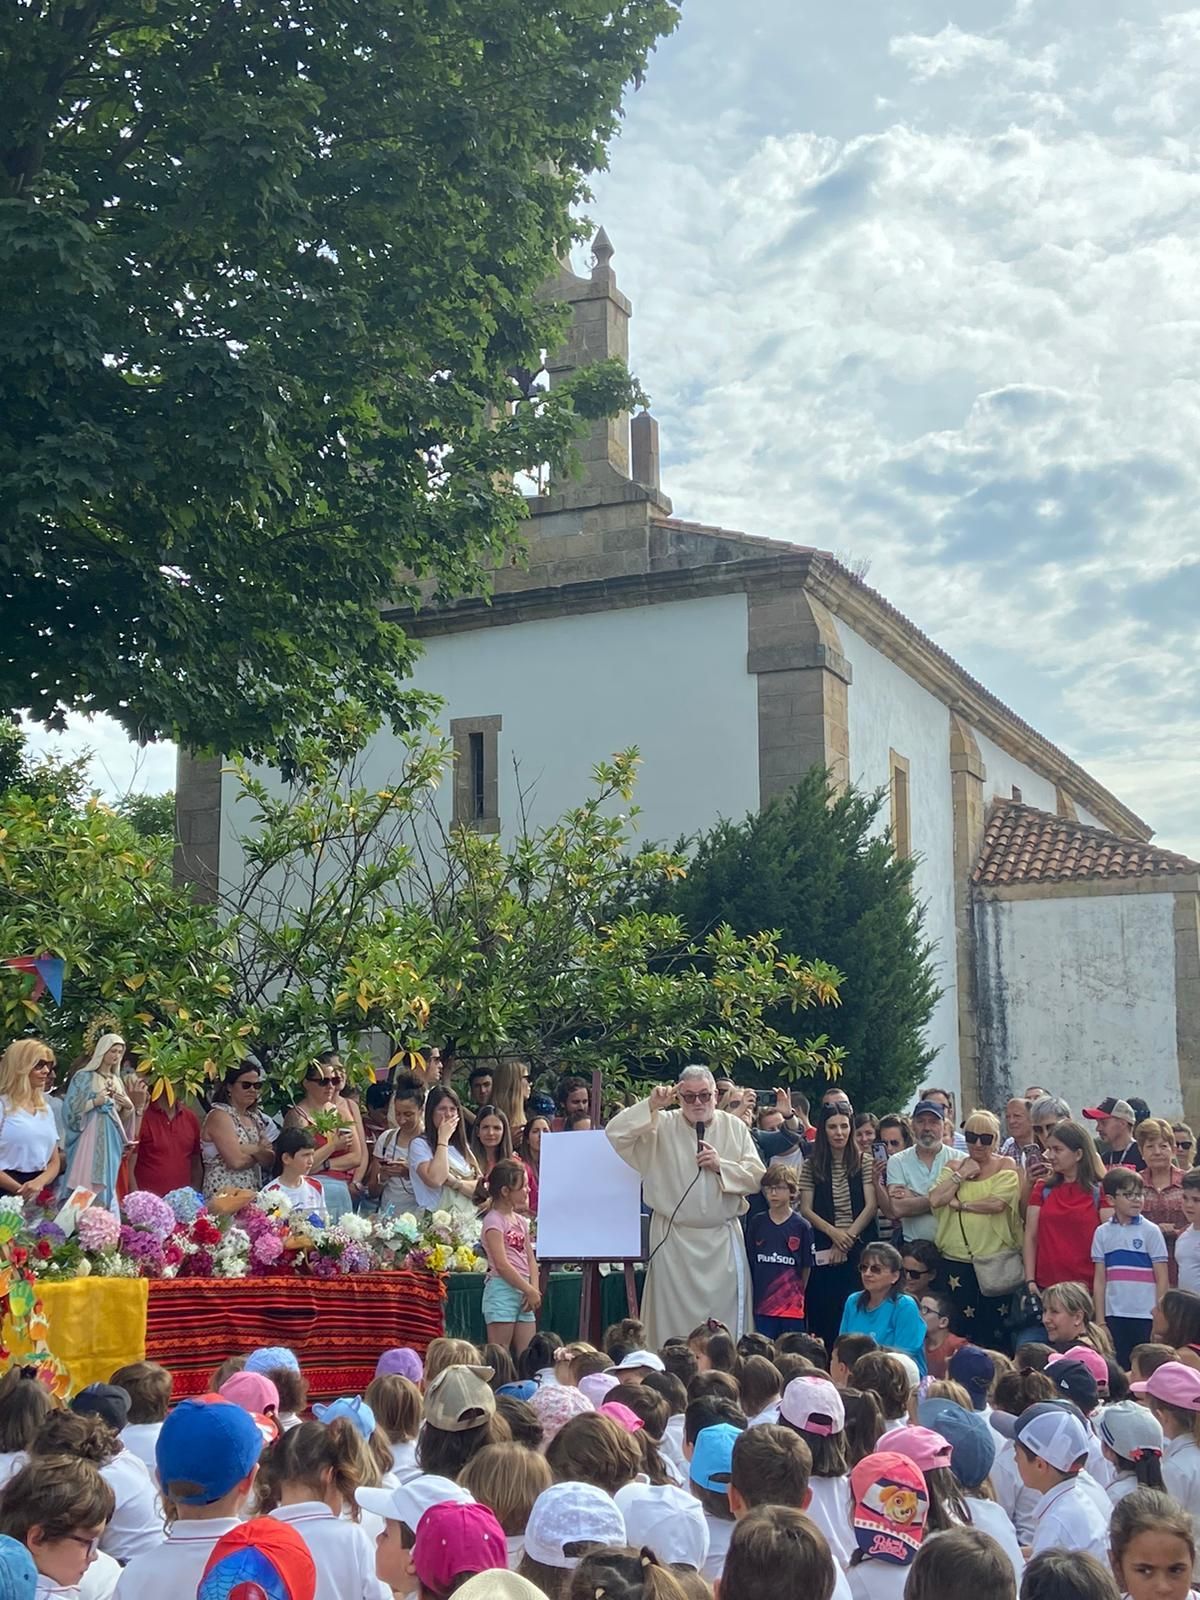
[{"xmin": 481, "ymin": 1158, "xmax": 541, "ymax": 1357}]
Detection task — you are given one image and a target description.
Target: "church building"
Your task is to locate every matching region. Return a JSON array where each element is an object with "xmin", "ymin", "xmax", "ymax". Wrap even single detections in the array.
[{"xmin": 177, "ymin": 233, "xmax": 1200, "ymax": 1123}]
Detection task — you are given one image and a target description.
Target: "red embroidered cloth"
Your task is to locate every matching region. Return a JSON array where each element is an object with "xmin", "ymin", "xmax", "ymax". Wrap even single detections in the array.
[{"xmin": 146, "ymin": 1272, "xmax": 445, "ymax": 1402}]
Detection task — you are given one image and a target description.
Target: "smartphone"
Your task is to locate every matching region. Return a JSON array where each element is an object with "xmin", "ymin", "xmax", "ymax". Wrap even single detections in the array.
[{"xmin": 873, "ymin": 1140, "xmax": 888, "ymax": 1165}]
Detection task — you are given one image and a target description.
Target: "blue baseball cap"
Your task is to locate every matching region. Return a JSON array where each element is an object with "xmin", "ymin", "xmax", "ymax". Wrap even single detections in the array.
[
  {"xmin": 912, "ymin": 1100, "xmax": 948, "ymax": 1121},
  {"xmin": 313, "ymin": 1395, "xmax": 376, "ymax": 1440},
  {"xmin": 0, "ymin": 1535, "xmax": 36, "ymax": 1600},
  {"xmin": 245, "ymin": 1346, "xmax": 301, "ymax": 1376},
  {"xmin": 947, "ymin": 1344, "xmax": 995, "ymax": 1410},
  {"xmin": 916, "ymin": 1400, "xmax": 996, "ymax": 1488},
  {"xmin": 689, "ymin": 1423, "xmax": 740, "ymax": 1492},
  {"xmin": 156, "ymin": 1398, "xmax": 265, "ymax": 1505}
]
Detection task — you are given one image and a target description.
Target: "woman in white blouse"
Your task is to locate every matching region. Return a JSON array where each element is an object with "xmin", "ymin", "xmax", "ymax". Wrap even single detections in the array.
[
  {"xmin": 0, "ymin": 1039, "xmax": 62, "ymax": 1202},
  {"xmin": 409, "ymin": 1085, "xmax": 481, "ymax": 1219}
]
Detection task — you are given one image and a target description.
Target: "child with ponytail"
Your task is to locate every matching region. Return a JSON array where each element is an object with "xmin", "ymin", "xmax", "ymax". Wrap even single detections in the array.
[
  {"xmin": 567, "ymin": 1546, "xmax": 690, "ymax": 1600},
  {"xmin": 257, "ymin": 1418, "xmax": 388, "ymax": 1600},
  {"xmin": 1131, "ymin": 1362, "xmax": 1200, "ymax": 1573},
  {"xmin": 1098, "ymin": 1401, "xmax": 1167, "ymax": 1505},
  {"xmin": 481, "ymin": 1158, "xmax": 541, "ymax": 1357}
]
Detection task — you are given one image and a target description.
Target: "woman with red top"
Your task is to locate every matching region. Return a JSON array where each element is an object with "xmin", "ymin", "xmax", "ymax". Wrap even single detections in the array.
[
  {"xmin": 1139, "ymin": 1116, "xmax": 1186, "ymax": 1282},
  {"xmin": 1023, "ymin": 1118, "xmax": 1108, "ymax": 1296}
]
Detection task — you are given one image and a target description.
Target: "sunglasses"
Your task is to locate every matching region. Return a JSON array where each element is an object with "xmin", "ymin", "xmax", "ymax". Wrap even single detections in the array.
[
  {"xmin": 1178, "ymin": 1141, "xmax": 1195, "ymax": 1151},
  {"xmin": 903, "ymin": 1266, "xmax": 931, "ymax": 1279},
  {"xmin": 965, "ymin": 1131, "xmax": 995, "ymax": 1146},
  {"xmin": 1032, "ymin": 1123, "xmax": 1056, "ymax": 1134},
  {"xmin": 310, "ymin": 1076, "xmax": 338, "ymax": 1086}
]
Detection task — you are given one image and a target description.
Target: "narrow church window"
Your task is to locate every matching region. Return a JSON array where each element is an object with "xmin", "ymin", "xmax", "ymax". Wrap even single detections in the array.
[
  {"xmin": 450, "ymin": 716, "xmax": 501, "ymax": 834},
  {"xmin": 469, "ymin": 732, "xmax": 486, "ymax": 819},
  {"xmin": 889, "ymin": 751, "xmax": 911, "ymax": 859}
]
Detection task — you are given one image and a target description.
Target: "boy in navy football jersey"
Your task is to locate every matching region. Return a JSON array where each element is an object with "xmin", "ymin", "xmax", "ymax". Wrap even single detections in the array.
[{"xmin": 746, "ymin": 1163, "xmax": 814, "ymax": 1338}]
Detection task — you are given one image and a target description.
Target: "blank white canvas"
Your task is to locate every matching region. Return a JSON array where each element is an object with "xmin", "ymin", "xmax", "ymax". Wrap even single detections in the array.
[{"xmin": 536, "ymin": 1130, "xmax": 643, "ymax": 1260}]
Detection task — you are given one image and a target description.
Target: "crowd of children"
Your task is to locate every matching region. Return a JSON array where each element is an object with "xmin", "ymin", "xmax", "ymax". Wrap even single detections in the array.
[{"xmin": 1, "ymin": 1316, "xmax": 1200, "ymax": 1600}]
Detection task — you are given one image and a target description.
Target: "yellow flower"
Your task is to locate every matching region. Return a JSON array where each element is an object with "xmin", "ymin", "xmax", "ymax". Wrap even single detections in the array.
[{"xmin": 427, "ymin": 1244, "xmax": 451, "ymax": 1273}]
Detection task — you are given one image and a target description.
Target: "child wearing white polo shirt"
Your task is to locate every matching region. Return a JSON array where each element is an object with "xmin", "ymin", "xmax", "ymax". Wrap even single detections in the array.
[
  {"xmin": 1092, "ymin": 1168, "xmax": 1168, "ymax": 1371},
  {"xmin": 1014, "ymin": 1402, "xmax": 1111, "ymax": 1563}
]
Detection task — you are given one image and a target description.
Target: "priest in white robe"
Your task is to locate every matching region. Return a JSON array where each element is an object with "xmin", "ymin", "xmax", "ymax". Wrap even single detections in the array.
[{"xmin": 606, "ymin": 1065, "xmax": 764, "ymax": 1345}]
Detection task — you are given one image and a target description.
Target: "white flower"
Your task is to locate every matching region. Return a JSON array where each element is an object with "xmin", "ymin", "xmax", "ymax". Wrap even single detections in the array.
[
  {"xmin": 0, "ymin": 1197, "xmax": 24, "ymax": 1216},
  {"xmin": 430, "ymin": 1209, "xmax": 452, "ymax": 1230},
  {"xmin": 338, "ymin": 1213, "xmax": 371, "ymax": 1242}
]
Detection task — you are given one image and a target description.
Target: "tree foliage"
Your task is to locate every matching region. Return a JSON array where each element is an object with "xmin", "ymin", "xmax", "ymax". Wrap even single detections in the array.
[
  {"xmin": 1, "ymin": 743, "xmax": 845, "ymax": 1109},
  {"xmin": 662, "ymin": 769, "xmax": 942, "ymax": 1113},
  {"xmin": 1, "ymin": 0, "xmax": 678, "ymax": 760}
]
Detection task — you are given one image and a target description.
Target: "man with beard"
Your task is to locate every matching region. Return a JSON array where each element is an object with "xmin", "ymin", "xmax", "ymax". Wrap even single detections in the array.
[
  {"xmin": 606, "ymin": 1064, "xmax": 763, "ymax": 1343},
  {"xmin": 880, "ymin": 1099, "xmax": 955, "ymax": 1245}
]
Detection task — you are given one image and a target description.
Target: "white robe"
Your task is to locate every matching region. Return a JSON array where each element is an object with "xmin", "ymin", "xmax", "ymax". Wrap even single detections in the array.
[{"xmin": 606, "ymin": 1099, "xmax": 764, "ymax": 1344}]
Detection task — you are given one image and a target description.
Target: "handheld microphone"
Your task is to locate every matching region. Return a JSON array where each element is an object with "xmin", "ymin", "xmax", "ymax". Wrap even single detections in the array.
[{"xmin": 696, "ymin": 1120, "xmax": 706, "ymax": 1147}]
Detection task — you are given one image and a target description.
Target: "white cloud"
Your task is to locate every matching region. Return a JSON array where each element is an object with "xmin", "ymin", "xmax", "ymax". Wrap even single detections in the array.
[{"xmin": 23, "ymin": 716, "xmax": 176, "ymax": 801}]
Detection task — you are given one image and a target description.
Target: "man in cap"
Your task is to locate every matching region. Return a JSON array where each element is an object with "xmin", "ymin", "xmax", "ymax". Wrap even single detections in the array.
[
  {"xmin": 1084, "ymin": 1099, "xmax": 1146, "ymax": 1171},
  {"xmin": 880, "ymin": 1101, "xmax": 954, "ymax": 1244}
]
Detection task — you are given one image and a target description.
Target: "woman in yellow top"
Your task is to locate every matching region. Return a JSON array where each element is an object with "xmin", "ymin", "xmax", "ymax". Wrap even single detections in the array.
[{"xmin": 929, "ymin": 1108, "xmax": 1022, "ymax": 1349}]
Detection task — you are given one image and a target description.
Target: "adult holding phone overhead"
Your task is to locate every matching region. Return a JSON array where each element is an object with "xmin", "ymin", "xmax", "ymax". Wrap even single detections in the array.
[{"xmin": 606, "ymin": 1064, "xmax": 764, "ymax": 1345}]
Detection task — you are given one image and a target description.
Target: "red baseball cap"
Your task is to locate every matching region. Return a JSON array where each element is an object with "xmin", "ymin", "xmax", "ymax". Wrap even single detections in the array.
[{"xmin": 412, "ymin": 1502, "xmax": 507, "ymax": 1593}]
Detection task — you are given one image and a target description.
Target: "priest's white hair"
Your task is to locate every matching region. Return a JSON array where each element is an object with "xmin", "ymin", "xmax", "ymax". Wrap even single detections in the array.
[{"xmin": 676, "ymin": 1064, "xmax": 716, "ymax": 1089}]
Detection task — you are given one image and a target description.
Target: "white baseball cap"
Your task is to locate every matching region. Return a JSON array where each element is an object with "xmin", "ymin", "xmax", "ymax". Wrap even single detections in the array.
[
  {"xmin": 606, "ymin": 1349, "xmax": 666, "ymax": 1375},
  {"xmin": 523, "ymin": 1483, "xmax": 625, "ymax": 1568},
  {"xmin": 1013, "ymin": 1403, "xmax": 1091, "ymax": 1473},
  {"xmin": 355, "ymin": 1473, "xmax": 473, "ymax": 1527},
  {"xmin": 614, "ymin": 1481, "xmax": 709, "ymax": 1569}
]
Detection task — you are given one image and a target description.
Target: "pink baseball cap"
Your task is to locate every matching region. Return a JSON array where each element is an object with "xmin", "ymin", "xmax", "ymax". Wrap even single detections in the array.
[
  {"xmin": 1131, "ymin": 1361, "xmax": 1200, "ymax": 1409},
  {"xmin": 578, "ymin": 1373, "xmax": 620, "ymax": 1407},
  {"xmin": 780, "ymin": 1375, "xmax": 845, "ymax": 1436},
  {"xmin": 219, "ymin": 1371, "xmax": 280, "ymax": 1415},
  {"xmin": 1055, "ymin": 1346, "xmax": 1109, "ymax": 1389},
  {"xmin": 600, "ymin": 1401, "xmax": 644, "ymax": 1434},
  {"xmin": 885, "ymin": 1425, "xmax": 953, "ymax": 1475},
  {"xmin": 411, "ymin": 1502, "xmax": 507, "ymax": 1593}
]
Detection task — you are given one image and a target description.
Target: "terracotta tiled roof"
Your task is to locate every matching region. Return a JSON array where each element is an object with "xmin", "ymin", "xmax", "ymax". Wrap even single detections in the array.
[{"xmin": 973, "ymin": 801, "xmax": 1200, "ymax": 888}]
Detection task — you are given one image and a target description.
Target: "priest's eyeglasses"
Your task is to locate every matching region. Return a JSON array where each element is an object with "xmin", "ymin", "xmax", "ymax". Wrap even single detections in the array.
[{"xmin": 679, "ymin": 1090, "xmax": 714, "ymax": 1105}]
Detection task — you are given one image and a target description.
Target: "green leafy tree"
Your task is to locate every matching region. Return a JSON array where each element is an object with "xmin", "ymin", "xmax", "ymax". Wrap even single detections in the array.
[
  {"xmin": 115, "ymin": 791, "xmax": 176, "ymax": 841},
  {"xmin": 1, "ymin": 0, "xmax": 677, "ymax": 759},
  {"xmin": 0, "ymin": 740, "xmax": 845, "ymax": 1111},
  {"xmin": 222, "ymin": 744, "xmax": 846, "ymax": 1102},
  {"xmin": 663, "ymin": 769, "xmax": 942, "ymax": 1113}
]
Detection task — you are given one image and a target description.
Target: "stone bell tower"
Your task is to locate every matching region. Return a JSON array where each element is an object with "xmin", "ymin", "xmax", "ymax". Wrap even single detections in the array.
[{"xmin": 492, "ymin": 229, "xmax": 672, "ymax": 595}]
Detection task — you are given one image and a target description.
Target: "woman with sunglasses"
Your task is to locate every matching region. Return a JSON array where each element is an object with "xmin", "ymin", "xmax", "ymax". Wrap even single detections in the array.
[
  {"xmin": 929, "ymin": 1109, "xmax": 1021, "ymax": 1348},
  {"xmin": 281, "ymin": 1056, "xmax": 363, "ymax": 1220},
  {"xmin": 837, "ymin": 1240, "xmax": 928, "ymax": 1373},
  {"xmin": 1022, "ymin": 1118, "xmax": 1107, "ymax": 1304},
  {"xmin": 0, "ymin": 1039, "xmax": 62, "ymax": 1207},
  {"xmin": 900, "ymin": 1239, "xmax": 945, "ymax": 1299},
  {"xmin": 1175, "ymin": 1125, "xmax": 1199, "ymax": 1168},
  {"xmin": 201, "ymin": 1061, "xmax": 276, "ymax": 1199}
]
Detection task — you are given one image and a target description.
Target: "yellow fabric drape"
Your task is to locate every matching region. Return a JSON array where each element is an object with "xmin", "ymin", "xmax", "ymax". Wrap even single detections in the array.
[{"xmin": 5, "ymin": 1279, "xmax": 148, "ymax": 1392}]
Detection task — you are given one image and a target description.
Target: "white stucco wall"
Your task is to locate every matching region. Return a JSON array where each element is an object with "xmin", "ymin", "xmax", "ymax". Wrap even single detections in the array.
[
  {"xmin": 837, "ymin": 623, "xmax": 960, "ymax": 1086},
  {"xmin": 976, "ymin": 891, "xmax": 1181, "ymax": 1113},
  {"xmin": 973, "ymin": 730, "xmax": 1060, "ymax": 813}
]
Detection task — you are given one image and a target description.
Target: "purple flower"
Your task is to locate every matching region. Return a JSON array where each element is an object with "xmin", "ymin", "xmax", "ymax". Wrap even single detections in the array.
[
  {"xmin": 33, "ymin": 1221, "xmax": 66, "ymax": 1244},
  {"xmin": 309, "ymin": 1255, "xmax": 337, "ymax": 1279},
  {"xmin": 122, "ymin": 1191, "xmax": 176, "ymax": 1241},
  {"xmin": 339, "ymin": 1242, "xmax": 371, "ymax": 1274}
]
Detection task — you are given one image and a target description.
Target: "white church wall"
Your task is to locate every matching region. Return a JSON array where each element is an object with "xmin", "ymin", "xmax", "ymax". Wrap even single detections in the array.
[
  {"xmin": 836, "ymin": 622, "xmax": 961, "ymax": 1088},
  {"xmin": 369, "ymin": 591, "xmax": 760, "ymax": 846},
  {"xmin": 975, "ymin": 891, "xmax": 1181, "ymax": 1113},
  {"xmin": 972, "ymin": 730, "xmax": 1060, "ymax": 814}
]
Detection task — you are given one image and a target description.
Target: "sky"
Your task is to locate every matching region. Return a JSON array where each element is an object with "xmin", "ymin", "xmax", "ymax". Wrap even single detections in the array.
[{"xmin": 28, "ymin": 0, "xmax": 1200, "ymax": 854}]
